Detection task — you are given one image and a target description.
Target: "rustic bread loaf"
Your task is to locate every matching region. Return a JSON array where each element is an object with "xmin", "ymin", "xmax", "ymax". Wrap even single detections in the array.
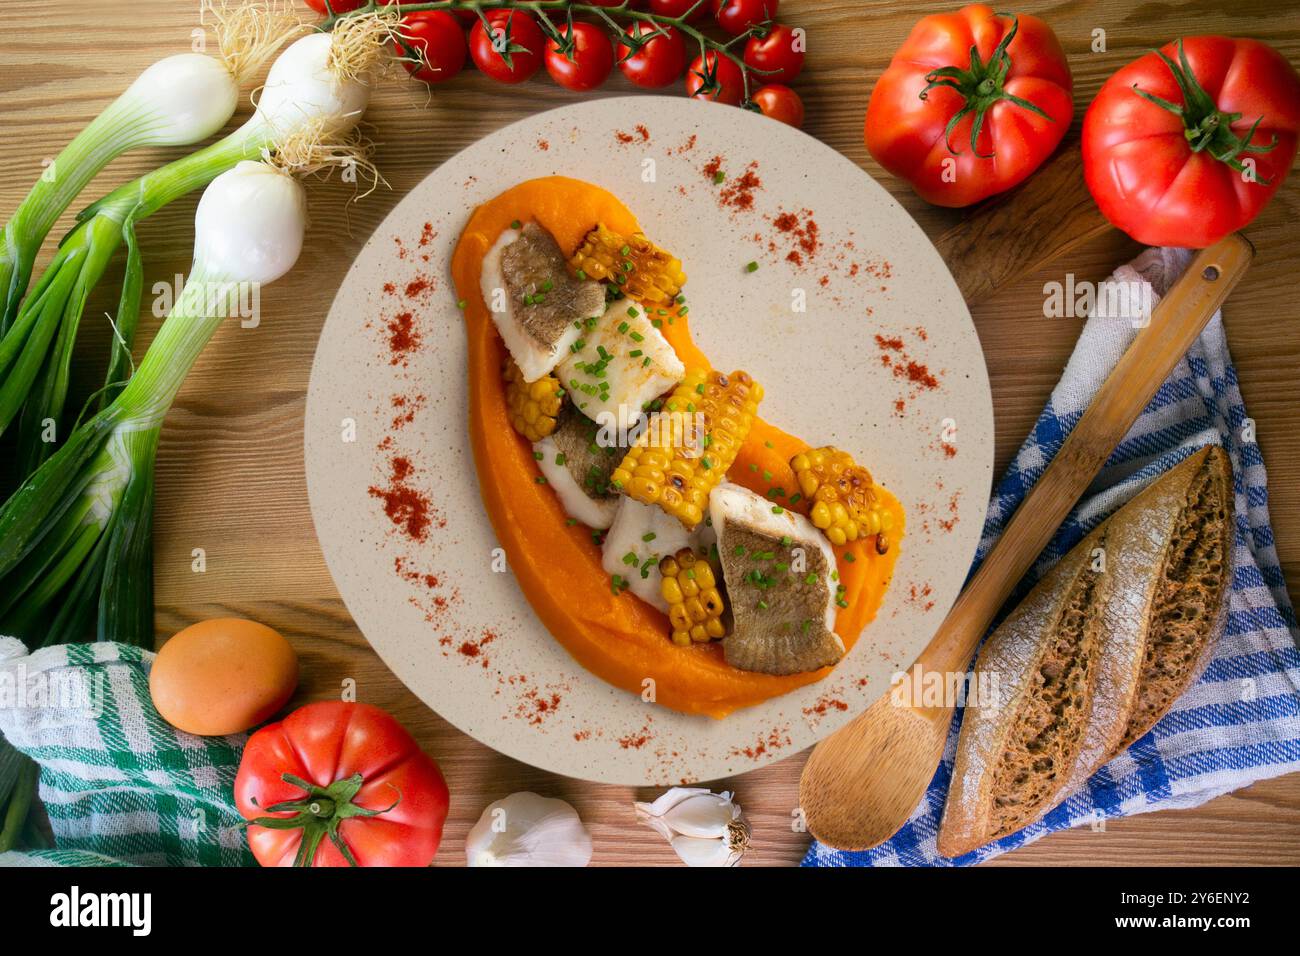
[{"xmin": 937, "ymin": 446, "xmax": 1233, "ymax": 858}]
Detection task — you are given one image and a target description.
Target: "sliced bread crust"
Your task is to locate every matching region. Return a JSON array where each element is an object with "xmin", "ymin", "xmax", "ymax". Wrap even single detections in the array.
[
  {"xmin": 938, "ymin": 446, "xmax": 1235, "ymax": 857},
  {"xmin": 938, "ymin": 536, "xmax": 1110, "ymax": 858}
]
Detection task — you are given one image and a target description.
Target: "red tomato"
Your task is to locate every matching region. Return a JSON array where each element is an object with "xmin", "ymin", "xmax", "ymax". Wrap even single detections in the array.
[
  {"xmin": 865, "ymin": 4, "xmax": 1072, "ymax": 207},
  {"xmin": 546, "ymin": 21, "xmax": 615, "ymax": 92},
  {"xmin": 686, "ymin": 51, "xmax": 745, "ymax": 105},
  {"xmin": 304, "ymin": 0, "xmax": 366, "ymax": 14},
  {"xmin": 649, "ymin": 0, "xmax": 709, "ymax": 21},
  {"xmin": 743, "ymin": 23, "xmax": 804, "ymax": 86},
  {"xmin": 752, "ymin": 83, "xmax": 804, "ymax": 127},
  {"xmin": 1083, "ymin": 36, "xmax": 1300, "ymax": 248},
  {"xmin": 712, "ymin": 0, "xmax": 777, "ymax": 37},
  {"xmin": 618, "ymin": 23, "xmax": 687, "ymax": 89},
  {"xmin": 235, "ymin": 702, "xmax": 449, "ymax": 867},
  {"xmin": 469, "ymin": 9, "xmax": 545, "ymax": 84},
  {"xmin": 395, "ymin": 11, "xmax": 467, "ymax": 85}
]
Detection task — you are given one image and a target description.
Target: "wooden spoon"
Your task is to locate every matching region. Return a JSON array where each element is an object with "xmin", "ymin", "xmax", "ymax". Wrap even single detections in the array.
[{"xmin": 799, "ymin": 233, "xmax": 1255, "ymax": 852}]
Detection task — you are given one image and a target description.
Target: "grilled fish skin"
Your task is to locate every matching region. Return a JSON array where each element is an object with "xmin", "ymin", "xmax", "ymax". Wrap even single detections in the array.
[
  {"xmin": 710, "ymin": 483, "xmax": 844, "ymax": 675},
  {"xmin": 481, "ymin": 223, "xmax": 606, "ymax": 382}
]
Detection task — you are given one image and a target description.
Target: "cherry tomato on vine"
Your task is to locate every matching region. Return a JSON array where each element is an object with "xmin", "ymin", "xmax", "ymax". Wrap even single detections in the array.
[
  {"xmin": 686, "ymin": 51, "xmax": 745, "ymax": 105},
  {"xmin": 712, "ymin": 0, "xmax": 777, "ymax": 37},
  {"xmin": 649, "ymin": 0, "xmax": 709, "ymax": 22},
  {"xmin": 751, "ymin": 83, "xmax": 803, "ymax": 126},
  {"xmin": 743, "ymin": 23, "xmax": 803, "ymax": 86},
  {"xmin": 469, "ymin": 9, "xmax": 545, "ymax": 84},
  {"xmin": 395, "ymin": 12, "xmax": 467, "ymax": 85},
  {"xmin": 304, "ymin": 0, "xmax": 366, "ymax": 14},
  {"xmin": 546, "ymin": 21, "xmax": 615, "ymax": 92},
  {"xmin": 618, "ymin": 23, "xmax": 687, "ymax": 89}
]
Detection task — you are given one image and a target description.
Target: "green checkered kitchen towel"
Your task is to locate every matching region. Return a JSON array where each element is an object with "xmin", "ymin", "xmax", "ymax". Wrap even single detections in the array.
[{"xmin": 0, "ymin": 637, "xmax": 253, "ymax": 866}]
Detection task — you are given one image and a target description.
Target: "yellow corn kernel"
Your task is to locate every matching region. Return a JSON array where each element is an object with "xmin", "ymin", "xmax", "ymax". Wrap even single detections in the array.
[
  {"xmin": 612, "ymin": 368, "xmax": 763, "ymax": 529},
  {"xmin": 790, "ymin": 446, "xmax": 880, "ymax": 548},
  {"xmin": 503, "ymin": 358, "xmax": 562, "ymax": 442},
  {"xmin": 567, "ymin": 224, "xmax": 686, "ymax": 306},
  {"xmin": 657, "ymin": 548, "xmax": 727, "ymax": 647}
]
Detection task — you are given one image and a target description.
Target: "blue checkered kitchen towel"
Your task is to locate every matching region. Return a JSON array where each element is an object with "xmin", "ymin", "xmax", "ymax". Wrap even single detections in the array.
[{"xmin": 806, "ymin": 247, "xmax": 1300, "ymax": 866}]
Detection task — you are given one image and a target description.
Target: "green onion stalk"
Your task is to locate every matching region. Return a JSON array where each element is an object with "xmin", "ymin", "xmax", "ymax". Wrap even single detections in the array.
[
  {"xmin": 0, "ymin": 55, "xmax": 245, "ymax": 338},
  {"xmin": 0, "ymin": 26, "xmax": 376, "ymax": 482},
  {"xmin": 0, "ymin": 157, "xmax": 310, "ymax": 835}
]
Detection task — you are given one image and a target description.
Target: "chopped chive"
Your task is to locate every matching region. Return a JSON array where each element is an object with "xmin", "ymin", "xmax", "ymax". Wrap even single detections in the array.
[
  {"xmin": 642, "ymin": 532, "xmax": 656, "ymax": 542},
  {"xmin": 745, "ymin": 261, "xmax": 758, "ymax": 273},
  {"xmin": 804, "ymin": 573, "xmax": 818, "ymax": 585},
  {"xmin": 844, "ymin": 551, "xmax": 857, "ymax": 563}
]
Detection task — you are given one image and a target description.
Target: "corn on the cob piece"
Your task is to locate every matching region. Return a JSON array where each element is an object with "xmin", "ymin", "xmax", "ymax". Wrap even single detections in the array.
[
  {"xmin": 659, "ymin": 548, "xmax": 727, "ymax": 646},
  {"xmin": 611, "ymin": 368, "xmax": 762, "ymax": 529},
  {"xmin": 790, "ymin": 446, "xmax": 890, "ymax": 547},
  {"xmin": 504, "ymin": 358, "xmax": 563, "ymax": 442},
  {"xmin": 567, "ymin": 224, "xmax": 686, "ymax": 306}
]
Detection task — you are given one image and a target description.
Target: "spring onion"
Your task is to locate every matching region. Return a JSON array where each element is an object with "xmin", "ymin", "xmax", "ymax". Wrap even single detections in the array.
[
  {"xmin": 0, "ymin": 158, "xmax": 307, "ymax": 644},
  {"xmin": 0, "ymin": 1, "xmax": 302, "ymax": 336},
  {"xmin": 0, "ymin": 25, "xmax": 379, "ymax": 476}
]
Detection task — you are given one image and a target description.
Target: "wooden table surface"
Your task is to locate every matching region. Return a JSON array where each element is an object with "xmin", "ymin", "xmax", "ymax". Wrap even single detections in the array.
[{"xmin": 2, "ymin": 0, "xmax": 1298, "ymax": 866}]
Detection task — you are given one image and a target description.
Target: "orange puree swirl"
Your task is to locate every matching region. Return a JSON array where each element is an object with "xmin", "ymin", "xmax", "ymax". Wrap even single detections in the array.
[{"xmin": 452, "ymin": 177, "xmax": 903, "ymax": 718}]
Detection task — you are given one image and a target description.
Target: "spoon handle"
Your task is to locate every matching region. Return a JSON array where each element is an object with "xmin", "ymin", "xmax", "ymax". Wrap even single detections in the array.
[{"xmin": 922, "ymin": 234, "xmax": 1254, "ymax": 681}]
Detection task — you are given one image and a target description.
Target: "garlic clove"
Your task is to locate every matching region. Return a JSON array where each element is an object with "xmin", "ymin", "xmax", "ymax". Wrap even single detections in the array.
[
  {"xmin": 465, "ymin": 791, "xmax": 593, "ymax": 867},
  {"xmin": 661, "ymin": 793, "xmax": 738, "ymax": 839},
  {"xmin": 634, "ymin": 786, "xmax": 711, "ymax": 819},
  {"xmin": 670, "ymin": 834, "xmax": 739, "ymax": 868},
  {"xmin": 636, "ymin": 786, "xmax": 750, "ymax": 867}
]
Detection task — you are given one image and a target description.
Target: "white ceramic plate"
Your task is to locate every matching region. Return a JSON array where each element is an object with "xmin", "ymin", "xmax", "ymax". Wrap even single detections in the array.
[{"xmin": 305, "ymin": 97, "xmax": 993, "ymax": 785}]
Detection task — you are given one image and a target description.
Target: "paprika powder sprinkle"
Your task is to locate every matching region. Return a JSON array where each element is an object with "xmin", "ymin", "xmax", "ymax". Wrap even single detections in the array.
[
  {"xmin": 386, "ymin": 311, "xmax": 420, "ymax": 366},
  {"xmin": 369, "ymin": 455, "xmax": 437, "ymax": 541}
]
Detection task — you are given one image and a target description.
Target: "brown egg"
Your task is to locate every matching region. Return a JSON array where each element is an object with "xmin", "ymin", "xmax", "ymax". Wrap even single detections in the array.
[{"xmin": 150, "ymin": 618, "xmax": 298, "ymax": 736}]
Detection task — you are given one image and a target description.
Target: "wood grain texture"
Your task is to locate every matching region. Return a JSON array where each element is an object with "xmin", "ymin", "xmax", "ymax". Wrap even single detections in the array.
[{"xmin": 1, "ymin": 0, "xmax": 1298, "ymax": 866}]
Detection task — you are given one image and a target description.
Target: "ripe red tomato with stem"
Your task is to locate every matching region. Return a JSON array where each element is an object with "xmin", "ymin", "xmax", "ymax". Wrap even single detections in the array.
[
  {"xmin": 649, "ymin": 0, "xmax": 709, "ymax": 22},
  {"xmin": 395, "ymin": 11, "xmax": 467, "ymax": 85},
  {"xmin": 712, "ymin": 0, "xmax": 777, "ymax": 37},
  {"xmin": 546, "ymin": 21, "xmax": 615, "ymax": 91},
  {"xmin": 469, "ymin": 9, "xmax": 545, "ymax": 84},
  {"xmin": 235, "ymin": 702, "xmax": 450, "ymax": 867},
  {"xmin": 751, "ymin": 83, "xmax": 804, "ymax": 127},
  {"xmin": 865, "ymin": 4, "xmax": 1072, "ymax": 207},
  {"xmin": 1083, "ymin": 36, "xmax": 1300, "ymax": 248},
  {"xmin": 686, "ymin": 51, "xmax": 745, "ymax": 105},
  {"xmin": 618, "ymin": 23, "xmax": 687, "ymax": 89},
  {"xmin": 743, "ymin": 23, "xmax": 803, "ymax": 86}
]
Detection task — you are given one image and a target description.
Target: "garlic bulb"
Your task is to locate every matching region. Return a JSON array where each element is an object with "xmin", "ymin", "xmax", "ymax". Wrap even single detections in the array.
[
  {"xmin": 465, "ymin": 792, "xmax": 593, "ymax": 867},
  {"xmin": 634, "ymin": 788, "xmax": 750, "ymax": 867}
]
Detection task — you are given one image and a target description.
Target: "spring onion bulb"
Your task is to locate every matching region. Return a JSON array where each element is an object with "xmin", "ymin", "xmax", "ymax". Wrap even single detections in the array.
[
  {"xmin": 0, "ymin": 1, "xmax": 300, "ymax": 335},
  {"xmin": 0, "ymin": 22, "xmax": 380, "ymax": 477},
  {"xmin": 0, "ymin": 156, "xmax": 314, "ymax": 837},
  {"xmin": 0, "ymin": 159, "xmax": 308, "ymax": 647}
]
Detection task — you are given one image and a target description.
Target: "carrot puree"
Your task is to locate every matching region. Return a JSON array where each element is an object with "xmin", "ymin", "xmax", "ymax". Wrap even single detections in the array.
[{"xmin": 452, "ymin": 177, "xmax": 904, "ymax": 718}]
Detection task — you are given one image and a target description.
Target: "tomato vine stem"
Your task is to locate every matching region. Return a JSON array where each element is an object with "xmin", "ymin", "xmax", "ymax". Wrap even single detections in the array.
[{"xmin": 322, "ymin": 0, "xmax": 770, "ymax": 103}]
